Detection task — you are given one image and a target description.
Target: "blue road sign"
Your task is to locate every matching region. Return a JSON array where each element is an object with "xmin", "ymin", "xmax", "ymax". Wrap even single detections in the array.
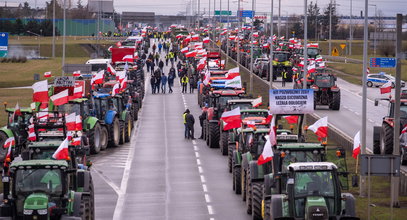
[
  {"xmin": 370, "ymin": 57, "xmax": 397, "ymax": 68},
  {"xmin": 0, "ymin": 32, "xmax": 8, "ymax": 58},
  {"xmin": 238, "ymin": 10, "xmax": 255, "ymax": 18}
]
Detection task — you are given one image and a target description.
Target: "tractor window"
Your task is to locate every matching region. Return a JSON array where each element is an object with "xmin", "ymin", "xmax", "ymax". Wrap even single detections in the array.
[
  {"xmin": 274, "ymin": 53, "xmax": 288, "ymax": 62},
  {"xmin": 90, "ymin": 64, "xmax": 107, "ymax": 72},
  {"xmin": 121, "ymin": 41, "xmax": 135, "ymax": 46},
  {"xmin": 230, "ymin": 103, "xmax": 253, "ymax": 110},
  {"xmin": 315, "ymin": 75, "xmax": 334, "ymax": 88},
  {"xmin": 307, "ymin": 48, "xmax": 319, "ymax": 56},
  {"xmin": 218, "ymin": 96, "xmax": 240, "ymax": 107},
  {"xmin": 15, "ymin": 169, "xmax": 63, "ymax": 195},
  {"xmin": 241, "ymin": 112, "xmax": 269, "ymax": 120},
  {"xmin": 293, "ymin": 171, "xmax": 335, "ymax": 217},
  {"xmin": 281, "ymin": 151, "xmax": 323, "ymax": 172},
  {"xmin": 389, "ymin": 103, "xmax": 407, "ymax": 118}
]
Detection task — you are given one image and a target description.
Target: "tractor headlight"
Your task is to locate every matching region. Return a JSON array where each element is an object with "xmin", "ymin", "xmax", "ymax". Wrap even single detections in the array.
[
  {"xmin": 37, "ymin": 209, "xmax": 48, "ymax": 215},
  {"xmin": 23, "ymin": 209, "xmax": 33, "ymax": 215}
]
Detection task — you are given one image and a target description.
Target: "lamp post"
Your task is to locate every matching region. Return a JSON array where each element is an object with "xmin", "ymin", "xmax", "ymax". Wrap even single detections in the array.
[
  {"xmin": 349, "ymin": 0, "xmax": 352, "ymax": 56},
  {"xmin": 249, "ymin": 0, "xmax": 255, "ymax": 95},
  {"xmin": 303, "ymin": 0, "xmax": 308, "ymax": 89},
  {"xmin": 52, "ymin": 0, "xmax": 55, "ymax": 58},
  {"xmin": 62, "ymin": 0, "xmax": 66, "ymax": 76},
  {"xmin": 368, "ymin": 4, "xmax": 377, "ymax": 56},
  {"xmin": 269, "ymin": 0, "xmax": 274, "ymax": 90}
]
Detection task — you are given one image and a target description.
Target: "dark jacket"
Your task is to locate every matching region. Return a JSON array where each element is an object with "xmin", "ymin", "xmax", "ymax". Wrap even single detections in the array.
[
  {"xmin": 186, "ymin": 113, "xmax": 195, "ymax": 127},
  {"xmin": 159, "ymin": 61, "xmax": 164, "ymax": 68}
]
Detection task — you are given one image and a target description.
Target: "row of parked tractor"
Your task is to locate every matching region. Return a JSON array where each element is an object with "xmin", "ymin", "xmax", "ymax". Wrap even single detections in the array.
[{"xmin": 0, "ymin": 35, "xmax": 148, "ymax": 219}]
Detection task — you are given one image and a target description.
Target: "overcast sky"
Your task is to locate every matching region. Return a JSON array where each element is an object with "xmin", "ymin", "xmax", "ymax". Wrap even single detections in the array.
[{"xmin": 12, "ymin": 0, "xmax": 407, "ymax": 16}]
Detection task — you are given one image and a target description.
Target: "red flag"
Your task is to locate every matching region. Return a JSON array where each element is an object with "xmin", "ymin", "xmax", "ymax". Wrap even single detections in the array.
[
  {"xmin": 4, "ymin": 137, "xmax": 15, "ymax": 148},
  {"xmin": 352, "ymin": 131, "xmax": 361, "ymax": 159},
  {"xmin": 50, "ymin": 89, "xmax": 69, "ymax": 106},
  {"xmin": 32, "ymin": 80, "xmax": 49, "ymax": 102},
  {"xmin": 91, "ymin": 70, "xmax": 105, "ymax": 85},
  {"xmin": 284, "ymin": 115, "xmax": 299, "ymax": 124},
  {"xmin": 380, "ymin": 81, "xmax": 392, "ymax": 94},
  {"xmin": 308, "ymin": 116, "xmax": 328, "ymax": 141},
  {"xmin": 203, "ymin": 37, "xmax": 210, "ymax": 43},
  {"xmin": 181, "ymin": 47, "xmax": 189, "ymax": 53},
  {"xmin": 28, "ymin": 124, "xmax": 36, "ymax": 141},
  {"xmin": 192, "ymin": 34, "xmax": 200, "ymax": 41},
  {"xmin": 226, "ymin": 67, "xmax": 240, "ymax": 79},
  {"xmin": 258, "ymin": 117, "xmax": 276, "ymax": 165},
  {"xmin": 221, "ymin": 107, "xmax": 242, "ymax": 131},
  {"xmin": 71, "ymin": 137, "xmax": 81, "ymax": 146},
  {"xmin": 65, "ymin": 113, "xmax": 76, "ymax": 131},
  {"xmin": 52, "ymin": 138, "xmax": 69, "ymax": 160},
  {"xmin": 75, "ymin": 115, "xmax": 83, "ymax": 131},
  {"xmin": 73, "ymin": 70, "xmax": 81, "ymax": 77},
  {"xmin": 112, "ymin": 83, "xmax": 120, "ymax": 96},
  {"xmin": 44, "ymin": 71, "xmax": 52, "ymax": 78}
]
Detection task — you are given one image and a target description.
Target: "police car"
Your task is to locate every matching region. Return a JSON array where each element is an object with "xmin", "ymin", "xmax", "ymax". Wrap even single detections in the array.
[{"xmin": 366, "ymin": 72, "xmax": 405, "ymax": 88}]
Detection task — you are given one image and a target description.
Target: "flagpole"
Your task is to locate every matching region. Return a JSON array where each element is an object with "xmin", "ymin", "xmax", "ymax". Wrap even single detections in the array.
[
  {"xmin": 249, "ymin": 0, "xmax": 255, "ymax": 95},
  {"xmin": 269, "ymin": 0, "xmax": 274, "ymax": 90},
  {"xmin": 62, "ymin": 0, "xmax": 66, "ymax": 76}
]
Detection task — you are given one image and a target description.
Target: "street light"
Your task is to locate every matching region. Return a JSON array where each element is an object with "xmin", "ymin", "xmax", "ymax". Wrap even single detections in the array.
[
  {"xmin": 26, "ymin": 30, "xmax": 41, "ymax": 57},
  {"xmin": 368, "ymin": 4, "xmax": 377, "ymax": 56}
]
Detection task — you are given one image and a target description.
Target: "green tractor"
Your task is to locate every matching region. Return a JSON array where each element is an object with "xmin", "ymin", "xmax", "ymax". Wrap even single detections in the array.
[
  {"xmin": 266, "ymin": 162, "xmax": 358, "ymax": 220},
  {"xmin": 0, "ymin": 160, "xmax": 94, "ymax": 220},
  {"xmin": 0, "ymin": 106, "xmax": 33, "ymax": 161},
  {"xmin": 272, "ymin": 51, "xmax": 293, "ymax": 82}
]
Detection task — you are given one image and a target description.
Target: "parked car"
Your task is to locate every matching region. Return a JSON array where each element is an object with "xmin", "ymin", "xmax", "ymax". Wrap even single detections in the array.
[{"xmin": 367, "ymin": 72, "xmax": 405, "ymax": 88}]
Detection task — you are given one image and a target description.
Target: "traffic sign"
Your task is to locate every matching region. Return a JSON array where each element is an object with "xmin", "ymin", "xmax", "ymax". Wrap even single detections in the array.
[
  {"xmin": 238, "ymin": 10, "xmax": 254, "ymax": 18},
  {"xmin": 340, "ymin": 44, "xmax": 346, "ymax": 50},
  {"xmin": 370, "ymin": 57, "xmax": 397, "ymax": 68},
  {"xmin": 0, "ymin": 32, "xmax": 8, "ymax": 58},
  {"xmin": 331, "ymin": 47, "xmax": 339, "ymax": 56},
  {"xmin": 215, "ymin": 10, "xmax": 232, "ymax": 16}
]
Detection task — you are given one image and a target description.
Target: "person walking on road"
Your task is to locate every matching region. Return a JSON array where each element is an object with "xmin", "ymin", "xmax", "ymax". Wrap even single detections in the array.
[
  {"xmin": 154, "ymin": 70, "xmax": 161, "ymax": 93},
  {"xmin": 168, "ymin": 67, "xmax": 175, "ymax": 93},
  {"xmin": 186, "ymin": 110, "xmax": 195, "ymax": 139},
  {"xmin": 165, "ymin": 54, "xmax": 169, "ymax": 66},
  {"xmin": 177, "ymin": 61, "xmax": 182, "ymax": 77},
  {"xmin": 198, "ymin": 109, "xmax": 206, "ymax": 139},
  {"xmin": 189, "ymin": 75, "xmax": 195, "ymax": 93},
  {"xmin": 158, "ymin": 42, "xmax": 162, "ymax": 53},
  {"xmin": 150, "ymin": 75, "xmax": 156, "ymax": 94},
  {"xmin": 282, "ymin": 70, "xmax": 287, "ymax": 87},
  {"xmin": 181, "ymin": 75, "xmax": 189, "ymax": 93},
  {"xmin": 152, "ymin": 44, "xmax": 157, "ymax": 53},
  {"xmin": 154, "ymin": 52, "xmax": 160, "ymax": 64},
  {"xmin": 150, "ymin": 61, "xmax": 155, "ymax": 73},
  {"xmin": 183, "ymin": 110, "xmax": 189, "ymax": 139},
  {"xmin": 146, "ymin": 59, "xmax": 151, "ymax": 72},
  {"xmin": 158, "ymin": 60, "xmax": 164, "ymax": 71},
  {"xmin": 161, "ymin": 73, "xmax": 168, "ymax": 94}
]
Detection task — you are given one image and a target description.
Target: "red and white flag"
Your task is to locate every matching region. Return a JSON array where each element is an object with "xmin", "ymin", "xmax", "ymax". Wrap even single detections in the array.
[
  {"xmin": 3, "ymin": 145, "xmax": 12, "ymax": 166},
  {"xmin": 120, "ymin": 77, "xmax": 128, "ymax": 91},
  {"xmin": 221, "ymin": 107, "xmax": 242, "ymax": 131},
  {"xmin": 203, "ymin": 69, "xmax": 211, "ymax": 86},
  {"xmin": 107, "ymin": 64, "xmax": 116, "ymax": 75},
  {"xmin": 252, "ymin": 97, "xmax": 262, "ymax": 108},
  {"xmin": 229, "ymin": 35, "xmax": 236, "ymax": 41},
  {"xmin": 50, "ymin": 89, "xmax": 69, "ymax": 106},
  {"xmin": 32, "ymin": 80, "xmax": 49, "ymax": 102},
  {"xmin": 4, "ymin": 137, "xmax": 15, "ymax": 148},
  {"xmin": 52, "ymin": 138, "xmax": 69, "ymax": 160},
  {"xmin": 253, "ymin": 32, "xmax": 259, "ymax": 37},
  {"xmin": 122, "ymin": 54, "xmax": 134, "ymax": 62},
  {"xmin": 176, "ymin": 34, "xmax": 183, "ymax": 39},
  {"xmin": 181, "ymin": 47, "xmax": 189, "ymax": 53},
  {"xmin": 307, "ymin": 64, "xmax": 316, "ymax": 74},
  {"xmin": 284, "ymin": 115, "xmax": 299, "ymax": 124},
  {"xmin": 75, "ymin": 115, "xmax": 82, "ymax": 131},
  {"xmin": 71, "ymin": 85, "xmax": 83, "ymax": 99},
  {"xmin": 352, "ymin": 131, "xmax": 361, "ymax": 159},
  {"xmin": 73, "ymin": 70, "xmax": 81, "ymax": 77},
  {"xmin": 12, "ymin": 102, "xmax": 22, "ymax": 122},
  {"xmin": 71, "ymin": 137, "xmax": 81, "ymax": 146},
  {"xmin": 380, "ymin": 81, "xmax": 392, "ymax": 94},
  {"xmin": 203, "ymin": 37, "xmax": 210, "ymax": 43},
  {"xmin": 116, "ymin": 41, "xmax": 122, "ymax": 47},
  {"xmin": 192, "ymin": 34, "xmax": 200, "ymax": 41},
  {"xmin": 258, "ymin": 117, "xmax": 276, "ymax": 165},
  {"xmin": 37, "ymin": 108, "xmax": 49, "ymax": 120},
  {"xmin": 185, "ymin": 51, "xmax": 196, "ymax": 58},
  {"xmin": 112, "ymin": 83, "xmax": 120, "ymax": 96},
  {"xmin": 28, "ymin": 124, "xmax": 36, "ymax": 141},
  {"xmin": 91, "ymin": 70, "xmax": 105, "ymax": 85},
  {"xmin": 226, "ymin": 67, "xmax": 240, "ymax": 79},
  {"xmin": 65, "ymin": 113, "xmax": 76, "ymax": 131},
  {"xmin": 402, "ymin": 125, "xmax": 407, "ymax": 134},
  {"xmin": 247, "ymin": 121, "xmax": 256, "ymax": 129},
  {"xmin": 44, "ymin": 71, "xmax": 52, "ymax": 78},
  {"xmin": 308, "ymin": 116, "xmax": 328, "ymax": 141}
]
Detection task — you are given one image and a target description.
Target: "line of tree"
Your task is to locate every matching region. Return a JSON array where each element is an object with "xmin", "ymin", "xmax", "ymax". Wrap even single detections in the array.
[{"xmin": 0, "ymin": 19, "xmax": 58, "ymax": 36}]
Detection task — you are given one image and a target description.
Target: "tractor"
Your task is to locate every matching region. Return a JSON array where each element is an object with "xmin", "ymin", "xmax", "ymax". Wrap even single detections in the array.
[
  {"xmin": 266, "ymin": 162, "xmax": 358, "ymax": 220},
  {"xmin": 0, "ymin": 105, "xmax": 32, "ymax": 161},
  {"xmin": 311, "ymin": 72, "xmax": 341, "ymax": 110},
  {"xmin": 272, "ymin": 51, "xmax": 293, "ymax": 82},
  {"xmin": 202, "ymin": 89, "xmax": 245, "ymax": 148},
  {"xmin": 373, "ymin": 98, "xmax": 407, "ymax": 165}
]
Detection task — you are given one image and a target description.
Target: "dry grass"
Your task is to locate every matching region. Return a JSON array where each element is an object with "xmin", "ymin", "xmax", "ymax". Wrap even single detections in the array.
[{"xmin": 0, "ymin": 88, "xmax": 33, "ymax": 126}]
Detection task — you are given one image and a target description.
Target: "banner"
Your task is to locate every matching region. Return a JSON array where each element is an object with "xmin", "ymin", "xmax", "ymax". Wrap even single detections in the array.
[{"xmin": 269, "ymin": 89, "xmax": 314, "ymax": 114}]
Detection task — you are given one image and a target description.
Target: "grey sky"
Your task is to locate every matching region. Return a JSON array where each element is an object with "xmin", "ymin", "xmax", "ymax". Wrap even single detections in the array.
[{"xmin": 12, "ymin": 0, "xmax": 407, "ymax": 16}]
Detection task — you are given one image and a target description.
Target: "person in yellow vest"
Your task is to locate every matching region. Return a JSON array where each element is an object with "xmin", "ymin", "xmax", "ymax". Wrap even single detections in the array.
[
  {"xmin": 183, "ymin": 109, "xmax": 189, "ymax": 139},
  {"xmin": 181, "ymin": 75, "xmax": 189, "ymax": 93},
  {"xmin": 282, "ymin": 70, "xmax": 287, "ymax": 87}
]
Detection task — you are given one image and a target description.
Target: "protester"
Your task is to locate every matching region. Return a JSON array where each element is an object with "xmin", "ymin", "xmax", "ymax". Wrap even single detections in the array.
[
  {"xmin": 189, "ymin": 75, "xmax": 195, "ymax": 93},
  {"xmin": 150, "ymin": 75, "xmax": 156, "ymax": 94},
  {"xmin": 181, "ymin": 75, "xmax": 189, "ymax": 93},
  {"xmin": 186, "ymin": 110, "xmax": 195, "ymax": 139},
  {"xmin": 150, "ymin": 60, "xmax": 155, "ymax": 73},
  {"xmin": 158, "ymin": 60, "xmax": 164, "ymax": 70},
  {"xmin": 161, "ymin": 73, "xmax": 168, "ymax": 94},
  {"xmin": 168, "ymin": 67, "xmax": 176, "ymax": 93},
  {"xmin": 183, "ymin": 110, "xmax": 189, "ymax": 139}
]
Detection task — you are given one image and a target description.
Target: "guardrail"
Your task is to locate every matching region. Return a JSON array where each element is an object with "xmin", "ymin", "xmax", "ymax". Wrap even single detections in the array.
[{"xmin": 87, "ymin": 37, "xmax": 128, "ymax": 41}]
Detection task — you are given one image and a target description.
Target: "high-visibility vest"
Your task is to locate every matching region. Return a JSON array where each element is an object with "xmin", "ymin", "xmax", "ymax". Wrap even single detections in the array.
[{"xmin": 183, "ymin": 113, "xmax": 187, "ymax": 124}]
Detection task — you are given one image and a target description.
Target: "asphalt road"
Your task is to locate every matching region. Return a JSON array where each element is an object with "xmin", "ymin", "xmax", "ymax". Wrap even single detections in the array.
[{"xmin": 91, "ymin": 43, "xmax": 251, "ymax": 220}]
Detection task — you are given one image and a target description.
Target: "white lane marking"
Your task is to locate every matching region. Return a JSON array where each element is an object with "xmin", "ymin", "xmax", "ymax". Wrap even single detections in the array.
[
  {"xmin": 198, "ymin": 166, "xmax": 203, "ymax": 173},
  {"xmin": 205, "ymin": 194, "xmax": 211, "ymax": 203},
  {"xmin": 195, "ymin": 152, "xmax": 200, "ymax": 158},
  {"xmin": 192, "ymin": 140, "xmax": 197, "ymax": 145},
  {"xmin": 202, "ymin": 184, "xmax": 208, "ymax": 192},
  {"xmin": 207, "ymin": 205, "xmax": 214, "ymax": 215},
  {"xmin": 210, "ymin": 218, "xmax": 215, "ymax": 220},
  {"xmin": 91, "ymin": 167, "xmax": 120, "ymax": 195},
  {"xmin": 197, "ymin": 158, "xmax": 201, "ymax": 165},
  {"xmin": 200, "ymin": 175, "xmax": 206, "ymax": 183},
  {"xmin": 193, "ymin": 145, "xmax": 199, "ymax": 151}
]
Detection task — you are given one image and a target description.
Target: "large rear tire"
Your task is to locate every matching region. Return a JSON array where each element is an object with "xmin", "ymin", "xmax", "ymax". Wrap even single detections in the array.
[
  {"xmin": 108, "ymin": 118, "xmax": 121, "ymax": 147},
  {"xmin": 373, "ymin": 126, "xmax": 381, "ymax": 154},
  {"xmin": 242, "ymin": 168, "xmax": 247, "ymax": 201},
  {"xmin": 100, "ymin": 126, "xmax": 108, "ymax": 151},
  {"xmin": 209, "ymin": 122, "xmax": 220, "ymax": 148},
  {"xmin": 89, "ymin": 123, "xmax": 102, "ymax": 154},
  {"xmin": 228, "ymin": 144, "xmax": 234, "ymax": 173},
  {"xmin": 246, "ymin": 168, "xmax": 252, "ymax": 215},
  {"xmin": 125, "ymin": 115, "xmax": 133, "ymax": 143},
  {"xmin": 133, "ymin": 102, "xmax": 139, "ymax": 121},
  {"xmin": 233, "ymin": 165, "xmax": 242, "ymax": 194},
  {"xmin": 263, "ymin": 198, "xmax": 271, "ymax": 220},
  {"xmin": 331, "ymin": 91, "xmax": 341, "ymax": 110},
  {"xmin": 381, "ymin": 123, "xmax": 394, "ymax": 154},
  {"xmin": 119, "ymin": 120, "xmax": 125, "ymax": 145},
  {"xmin": 80, "ymin": 195, "xmax": 91, "ymax": 220},
  {"xmin": 251, "ymin": 182, "xmax": 263, "ymax": 220},
  {"xmin": 220, "ymin": 131, "xmax": 228, "ymax": 155}
]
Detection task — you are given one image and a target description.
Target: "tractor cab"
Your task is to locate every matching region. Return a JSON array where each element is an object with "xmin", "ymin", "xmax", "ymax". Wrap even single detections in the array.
[
  {"xmin": 313, "ymin": 73, "xmax": 337, "ymax": 89},
  {"xmin": 58, "ymin": 98, "xmax": 91, "ymax": 120},
  {"xmin": 226, "ymin": 99, "xmax": 257, "ymax": 111},
  {"xmin": 274, "ymin": 114, "xmax": 306, "ymax": 143},
  {"xmin": 241, "ymin": 109, "xmax": 271, "ymax": 129}
]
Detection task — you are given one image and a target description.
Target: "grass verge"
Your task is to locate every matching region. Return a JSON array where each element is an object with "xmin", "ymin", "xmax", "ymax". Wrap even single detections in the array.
[{"xmin": 0, "ymin": 88, "xmax": 33, "ymax": 126}]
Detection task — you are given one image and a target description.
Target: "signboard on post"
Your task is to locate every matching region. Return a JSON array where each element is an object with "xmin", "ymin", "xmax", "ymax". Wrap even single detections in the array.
[
  {"xmin": 0, "ymin": 32, "xmax": 8, "ymax": 58},
  {"xmin": 238, "ymin": 10, "xmax": 255, "ymax": 18},
  {"xmin": 215, "ymin": 10, "xmax": 232, "ymax": 15},
  {"xmin": 369, "ymin": 57, "xmax": 397, "ymax": 68},
  {"xmin": 269, "ymin": 89, "xmax": 314, "ymax": 114}
]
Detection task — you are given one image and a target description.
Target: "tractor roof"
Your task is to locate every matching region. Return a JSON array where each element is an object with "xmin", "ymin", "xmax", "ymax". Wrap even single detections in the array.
[
  {"xmin": 69, "ymin": 98, "xmax": 88, "ymax": 103},
  {"xmin": 253, "ymin": 128, "xmax": 270, "ymax": 134},
  {"xmin": 288, "ymin": 162, "xmax": 337, "ymax": 171},
  {"xmin": 227, "ymin": 99, "xmax": 255, "ymax": 104},
  {"xmin": 11, "ymin": 159, "xmax": 69, "ymax": 168},
  {"xmin": 28, "ymin": 140, "xmax": 63, "ymax": 148},
  {"xmin": 277, "ymin": 143, "xmax": 324, "ymax": 150},
  {"xmin": 241, "ymin": 109, "xmax": 269, "ymax": 113},
  {"xmin": 5, "ymin": 108, "xmax": 32, "ymax": 113},
  {"xmin": 212, "ymin": 89, "xmax": 245, "ymax": 96}
]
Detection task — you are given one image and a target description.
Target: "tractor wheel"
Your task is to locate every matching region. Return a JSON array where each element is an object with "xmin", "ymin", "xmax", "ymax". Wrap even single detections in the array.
[
  {"xmin": 228, "ymin": 144, "xmax": 234, "ymax": 173},
  {"xmin": 263, "ymin": 198, "xmax": 271, "ymax": 220},
  {"xmin": 125, "ymin": 115, "xmax": 133, "ymax": 143},
  {"xmin": 331, "ymin": 91, "xmax": 341, "ymax": 110},
  {"xmin": 373, "ymin": 126, "xmax": 381, "ymax": 154},
  {"xmin": 89, "ymin": 123, "xmax": 102, "ymax": 154},
  {"xmin": 0, "ymin": 132, "xmax": 9, "ymax": 161},
  {"xmin": 119, "ymin": 120, "xmax": 126, "ymax": 145},
  {"xmin": 233, "ymin": 165, "xmax": 242, "ymax": 194},
  {"xmin": 381, "ymin": 123, "xmax": 394, "ymax": 154},
  {"xmin": 241, "ymin": 168, "xmax": 247, "ymax": 201},
  {"xmin": 209, "ymin": 122, "xmax": 220, "ymax": 148},
  {"xmin": 133, "ymin": 102, "xmax": 139, "ymax": 121},
  {"xmin": 89, "ymin": 175, "xmax": 95, "ymax": 220},
  {"xmin": 252, "ymin": 182, "xmax": 263, "ymax": 220},
  {"xmin": 220, "ymin": 131, "xmax": 228, "ymax": 155},
  {"xmin": 246, "ymin": 168, "xmax": 253, "ymax": 214},
  {"xmin": 203, "ymin": 120, "xmax": 208, "ymax": 143},
  {"xmin": 100, "ymin": 126, "xmax": 108, "ymax": 151},
  {"xmin": 108, "ymin": 118, "xmax": 121, "ymax": 147},
  {"xmin": 80, "ymin": 195, "xmax": 91, "ymax": 220}
]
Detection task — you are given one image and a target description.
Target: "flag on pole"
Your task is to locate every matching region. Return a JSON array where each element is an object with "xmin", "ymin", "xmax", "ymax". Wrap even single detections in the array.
[
  {"xmin": 28, "ymin": 124, "xmax": 36, "ymax": 141},
  {"xmin": 283, "ymin": 115, "xmax": 299, "ymax": 124},
  {"xmin": 352, "ymin": 131, "xmax": 361, "ymax": 159},
  {"xmin": 65, "ymin": 113, "xmax": 76, "ymax": 131},
  {"xmin": 32, "ymin": 80, "xmax": 49, "ymax": 102},
  {"xmin": 252, "ymin": 97, "xmax": 262, "ymax": 108},
  {"xmin": 258, "ymin": 117, "xmax": 276, "ymax": 165},
  {"xmin": 220, "ymin": 107, "xmax": 242, "ymax": 131},
  {"xmin": 44, "ymin": 71, "xmax": 52, "ymax": 78},
  {"xmin": 73, "ymin": 70, "xmax": 81, "ymax": 77},
  {"xmin": 308, "ymin": 116, "xmax": 328, "ymax": 141},
  {"xmin": 52, "ymin": 138, "xmax": 69, "ymax": 160},
  {"xmin": 50, "ymin": 89, "xmax": 69, "ymax": 106},
  {"xmin": 380, "ymin": 81, "xmax": 392, "ymax": 94}
]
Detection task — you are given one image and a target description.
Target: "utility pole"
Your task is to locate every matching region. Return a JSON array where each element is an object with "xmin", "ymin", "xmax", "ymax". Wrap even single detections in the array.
[
  {"xmin": 226, "ymin": 0, "xmax": 230, "ymax": 66},
  {"xmin": 303, "ymin": 0, "xmax": 308, "ymax": 89},
  {"xmin": 278, "ymin": 0, "xmax": 281, "ymax": 37},
  {"xmin": 391, "ymin": 13, "xmax": 402, "ymax": 209},
  {"xmin": 359, "ymin": 0, "xmax": 368, "ymax": 198},
  {"xmin": 269, "ymin": 0, "xmax": 274, "ymax": 89},
  {"xmin": 349, "ymin": 0, "xmax": 352, "ymax": 56},
  {"xmin": 198, "ymin": 0, "xmax": 200, "ymax": 28},
  {"xmin": 329, "ymin": 0, "xmax": 332, "ymax": 56},
  {"xmin": 52, "ymin": 0, "xmax": 55, "ymax": 58},
  {"xmin": 62, "ymin": 0, "xmax": 66, "ymax": 76},
  {"xmin": 249, "ymin": 0, "xmax": 255, "ymax": 95},
  {"xmin": 237, "ymin": 0, "xmax": 241, "ymax": 64}
]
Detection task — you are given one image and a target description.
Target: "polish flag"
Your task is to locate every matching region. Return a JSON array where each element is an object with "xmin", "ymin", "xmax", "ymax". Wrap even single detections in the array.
[
  {"xmin": 226, "ymin": 67, "xmax": 240, "ymax": 79},
  {"xmin": 203, "ymin": 37, "xmax": 210, "ymax": 43},
  {"xmin": 308, "ymin": 116, "xmax": 328, "ymax": 141},
  {"xmin": 120, "ymin": 77, "xmax": 128, "ymax": 91},
  {"xmin": 181, "ymin": 47, "xmax": 189, "ymax": 53},
  {"xmin": 380, "ymin": 81, "xmax": 392, "ymax": 94},
  {"xmin": 307, "ymin": 64, "xmax": 316, "ymax": 74},
  {"xmin": 185, "ymin": 51, "xmax": 196, "ymax": 58},
  {"xmin": 32, "ymin": 80, "xmax": 49, "ymax": 102},
  {"xmin": 284, "ymin": 115, "xmax": 299, "ymax": 124},
  {"xmin": 272, "ymin": 35, "xmax": 277, "ymax": 41},
  {"xmin": 91, "ymin": 70, "xmax": 105, "ymax": 85},
  {"xmin": 52, "ymin": 138, "xmax": 69, "ymax": 160},
  {"xmin": 112, "ymin": 83, "xmax": 120, "ymax": 96},
  {"xmin": 352, "ymin": 131, "xmax": 361, "ymax": 159},
  {"xmin": 66, "ymin": 131, "xmax": 73, "ymax": 141},
  {"xmin": 247, "ymin": 121, "xmax": 256, "ymax": 129},
  {"xmin": 220, "ymin": 30, "xmax": 227, "ymax": 35},
  {"xmin": 71, "ymin": 85, "xmax": 83, "ymax": 99},
  {"xmin": 192, "ymin": 34, "xmax": 200, "ymax": 41},
  {"xmin": 116, "ymin": 71, "xmax": 126, "ymax": 82},
  {"xmin": 402, "ymin": 125, "xmax": 407, "ymax": 134},
  {"xmin": 50, "ymin": 89, "xmax": 69, "ymax": 106},
  {"xmin": 176, "ymin": 34, "xmax": 184, "ymax": 39},
  {"xmin": 4, "ymin": 137, "xmax": 15, "ymax": 148},
  {"xmin": 75, "ymin": 115, "xmax": 83, "ymax": 131},
  {"xmin": 307, "ymin": 43, "xmax": 319, "ymax": 48},
  {"xmin": 194, "ymin": 42, "xmax": 203, "ymax": 48},
  {"xmin": 315, "ymin": 56, "xmax": 323, "ymax": 62},
  {"xmin": 73, "ymin": 70, "xmax": 81, "ymax": 77},
  {"xmin": 71, "ymin": 137, "xmax": 81, "ymax": 146},
  {"xmin": 122, "ymin": 55, "xmax": 134, "ymax": 62},
  {"xmin": 37, "ymin": 108, "xmax": 49, "ymax": 120},
  {"xmin": 107, "ymin": 64, "xmax": 116, "ymax": 75},
  {"xmin": 225, "ymin": 76, "xmax": 242, "ymax": 88},
  {"xmin": 65, "ymin": 113, "xmax": 76, "ymax": 131},
  {"xmin": 28, "ymin": 124, "xmax": 36, "ymax": 141},
  {"xmin": 203, "ymin": 69, "xmax": 211, "ymax": 86},
  {"xmin": 221, "ymin": 107, "xmax": 242, "ymax": 131},
  {"xmin": 263, "ymin": 43, "xmax": 270, "ymax": 48},
  {"xmin": 253, "ymin": 32, "xmax": 259, "ymax": 37},
  {"xmin": 44, "ymin": 71, "xmax": 52, "ymax": 78},
  {"xmin": 318, "ymin": 62, "xmax": 326, "ymax": 68},
  {"xmin": 258, "ymin": 117, "xmax": 276, "ymax": 165},
  {"xmin": 252, "ymin": 97, "xmax": 262, "ymax": 107},
  {"xmin": 298, "ymin": 61, "xmax": 305, "ymax": 67},
  {"xmin": 3, "ymin": 146, "xmax": 12, "ymax": 166},
  {"xmin": 184, "ymin": 35, "xmax": 192, "ymax": 43},
  {"xmin": 229, "ymin": 35, "xmax": 236, "ymax": 41},
  {"xmin": 13, "ymin": 102, "xmax": 22, "ymax": 119},
  {"xmin": 280, "ymin": 36, "xmax": 285, "ymax": 40}
]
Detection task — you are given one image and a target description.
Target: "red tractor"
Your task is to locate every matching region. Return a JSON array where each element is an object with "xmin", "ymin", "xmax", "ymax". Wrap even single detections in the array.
[{"xmin": 311, "ymin": 72, "xmax": 341, "ymax": 110}]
